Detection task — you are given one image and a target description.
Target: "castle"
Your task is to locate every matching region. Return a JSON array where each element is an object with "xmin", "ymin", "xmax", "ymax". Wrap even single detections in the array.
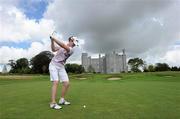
[{"xmin": 81, "ymin": 49, "xmax": 128, "ymax": 74}]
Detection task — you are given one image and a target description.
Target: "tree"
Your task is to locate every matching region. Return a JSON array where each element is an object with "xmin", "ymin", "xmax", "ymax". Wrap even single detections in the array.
[
  {"xmin": 148, "ymin": 65, "xmax": 155, "ymax": 72},
  {"xmin": 16, "ymin": 58, "xmax": 29, "ymax": 69},
  {"xmin": 79, "ymin": 65, "xmax": 85, "ymax": 73},
  {"xmin": 128, "ymin": 58, "xmax": 144, "ymax": 72},
  {"xmin": 87, "ymin": 65, "xmax": 95, "ymax": 73},
  {"xmin": 9, "ymin": 58, "xmax": 30, "ymax": 73},
  {"xmin": 143, "ymin": 66, "xmax": 148, "ymax": 72},
  {"xmin": 8, "ymin": 60, "xmax": 16, "ymax": 72},
  {"xmin": 65, "ymin": 63, "xmax": 85, "ymax": 74},
  {"xmin": 31, "ymin": 51, "xmax": 54, "ymax": 74},
  {"xmin": 171, "ymin": 66, "xmax": 179, "ymax": 71},
  {"xmin": 155, "ymin": 63, "xmax": 170, "ymax": 71},
  {"xmin": 143, "ymin": 61, "xmax": 148, "ymax": 72}
]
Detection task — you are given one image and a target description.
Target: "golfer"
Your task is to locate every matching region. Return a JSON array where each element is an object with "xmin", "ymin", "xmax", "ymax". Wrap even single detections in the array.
[{"xmin": 49, "ymin": 35, "xmax": 78, "ymax": 109}]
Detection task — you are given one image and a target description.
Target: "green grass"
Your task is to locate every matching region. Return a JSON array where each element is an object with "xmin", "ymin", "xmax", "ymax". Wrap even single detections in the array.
[{"xmin": 0, "ymin": 72, "xmax": 180, "ymax": 119}]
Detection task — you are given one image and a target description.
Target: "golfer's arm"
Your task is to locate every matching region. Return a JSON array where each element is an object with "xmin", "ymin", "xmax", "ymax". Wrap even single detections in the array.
[
  {"xmin": 51, "ymin": 37, "xmax": 70, "ymax": 52},
  {"xmin": 51, "ymin": 39, "xmax": 59, "ymax": 52}
]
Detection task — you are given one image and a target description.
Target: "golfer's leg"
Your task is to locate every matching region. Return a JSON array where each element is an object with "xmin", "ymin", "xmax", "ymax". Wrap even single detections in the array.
[
  {"xmin": 61, "ymin": 81, "xmax": 70, "ymax": 98},
  {"xmin": 59, "ymin": 68, "xmax": 70, "ymax": 100},
  {"xmin": 51, "ymin": 81, "xmax": 59, "ymax": 103},
  {"xmin": 49, "ymin": 63, "xmax": 59, "ymax": 104},
  {"xmin": 59, "ymin": 68, "xmax": 71, "ymax": 105}
]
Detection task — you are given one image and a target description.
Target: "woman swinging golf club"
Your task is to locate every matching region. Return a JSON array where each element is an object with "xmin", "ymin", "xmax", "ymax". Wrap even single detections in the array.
[{"xmin": 49, "ymin": 32, "xmax": 78, "ymax": 109}]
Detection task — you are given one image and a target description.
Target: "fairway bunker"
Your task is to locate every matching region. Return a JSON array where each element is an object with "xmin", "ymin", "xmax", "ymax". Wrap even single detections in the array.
[
  {"xmin": 107, "ymin": 77, "xmax": 121, "ymax": 80},
  {"xmin": 164, "ymin": 75, "xmax": 173, "ymax": 78},
  {"xmin": 0, "ymin": 75, "xmax": 33, "ymax": 80},
  {"xmin": 79, "ymin": 78, "xmax": 87, "ymax": 80}
]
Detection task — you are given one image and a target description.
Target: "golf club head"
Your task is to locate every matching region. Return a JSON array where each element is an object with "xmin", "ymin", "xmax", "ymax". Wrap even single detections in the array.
[{"xmin": 52, "ymin": 31, "xmax": 57, "ymax": 36}]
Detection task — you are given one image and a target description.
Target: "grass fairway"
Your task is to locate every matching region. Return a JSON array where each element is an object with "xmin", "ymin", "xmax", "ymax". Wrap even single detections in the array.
[{"xmin": 0, "ymin": 72, "xmax": 180, "ymax": 119}]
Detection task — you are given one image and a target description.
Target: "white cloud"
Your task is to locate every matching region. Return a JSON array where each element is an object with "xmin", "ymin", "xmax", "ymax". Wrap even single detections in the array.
[
  {"xmin": 0, "ymin": 2, "xmax": 55, "ymax": 42},
  {"xmin": 0, "ymin": 0, "xmax": 56, "ymax": 64},
  {"xmin": 43, "ymin": 0, "xmax": 180, "ymax": 66},
  {"xmin": 163, "ymin": 45, "xmax": 180, "ymax": 66},
  {"xmin": 0, "ymin": 0, "xmax": 180, "ymax": 67},
  {"xmin": 0, "ymin": 41, "xmax": 51, "ymax": 63},
  {"xmin": 141, "ymin": 43, "xmax": 180, "ymax": 66}
]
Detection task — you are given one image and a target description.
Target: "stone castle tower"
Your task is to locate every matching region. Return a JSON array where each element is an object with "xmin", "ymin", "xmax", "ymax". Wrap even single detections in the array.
[
  {"xmin": 2, "ymin": 64, "xmax": 8, "ymax": 73},
  {"xmin": 81, "ymin": 49, "xmax": 128, "ymax": 73}
]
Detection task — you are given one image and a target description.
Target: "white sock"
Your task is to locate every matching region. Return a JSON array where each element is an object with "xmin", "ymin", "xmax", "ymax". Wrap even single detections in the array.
[{"xmin": 60, "ymin": 98, "xmax": 64, "ymax": 102}]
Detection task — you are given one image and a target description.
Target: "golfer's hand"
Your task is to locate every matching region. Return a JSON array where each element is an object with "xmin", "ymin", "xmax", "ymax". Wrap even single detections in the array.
[
  {"xmin": 50, "ymin": 31, "xmax": 57, "ymax": 40},
  {"xmin": 50, "ymin": 35, "xmax": 53, "ymax": 40}
]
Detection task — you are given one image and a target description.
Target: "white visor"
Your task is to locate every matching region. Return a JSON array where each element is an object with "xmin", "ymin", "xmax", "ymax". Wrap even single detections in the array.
[{"xmin": 72, "ymin": 37, "xmax": 79, "ymax": 46}]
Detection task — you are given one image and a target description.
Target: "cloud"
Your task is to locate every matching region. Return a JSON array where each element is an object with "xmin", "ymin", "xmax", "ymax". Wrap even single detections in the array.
[
  {"xmin": 0, "ymin": 41, "xmax": 50, "ymax": 63},
  {"xmin": 0, "ymin": 1, "xmax": 55, "ymax": 43},
  {"xmin": 163, "ymin": 45, "xmax": 180, "ymax": 66},
  {"xmin": 0, "ymin": 0, "xmax": 180, "ymax": 67},
  {"xmin": 0, "ymin": 0, "xmax": 57, "ymax": 64},
  {"xmin": 43, "ymin": 0, "xmax": 180, "ymax": 66},
  {"xmin": 44, "ymin": 0, "xmax": 179, "ymax": 52}
]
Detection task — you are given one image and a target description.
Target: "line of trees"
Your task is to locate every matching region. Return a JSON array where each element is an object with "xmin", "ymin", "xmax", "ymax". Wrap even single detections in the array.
[
  {"xmin": 128, "ymin": 57, "xmax": 180, "ymax": 72},
  {"xmin": 65, "ymin": 63, "xmax": 84, "ymax": 74},
  {"xmin": 8, "ymin": 51, "xmax": 85, "ymax": 74},
  {"xmin": 7, "ymin": 54, "xmax": 179, "ymax": 74}
]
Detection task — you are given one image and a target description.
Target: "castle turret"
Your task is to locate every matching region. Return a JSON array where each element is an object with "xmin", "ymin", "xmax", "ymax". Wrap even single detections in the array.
[
  {"xmin": 81, "ymin": 53, "xmax": 88, "ymax": 72},
  {"xmin": 122, "ymin": 49, "xmax": 127, "ymax": 72},
  {"xmin": 99, "ymin": 54, "xmax": 101, "ymax": 73}
]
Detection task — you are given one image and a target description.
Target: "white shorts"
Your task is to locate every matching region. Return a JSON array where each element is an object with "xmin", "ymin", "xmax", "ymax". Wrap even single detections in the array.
[{"xmin": 49, "ymin": 62, "xmax": 69, "ymax": 83}]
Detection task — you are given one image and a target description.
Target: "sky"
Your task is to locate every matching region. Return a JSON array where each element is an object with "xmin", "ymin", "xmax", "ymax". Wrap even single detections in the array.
[{"xmin": 0, "ymin": 0, "xmax": 180, "ymax": 68}]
